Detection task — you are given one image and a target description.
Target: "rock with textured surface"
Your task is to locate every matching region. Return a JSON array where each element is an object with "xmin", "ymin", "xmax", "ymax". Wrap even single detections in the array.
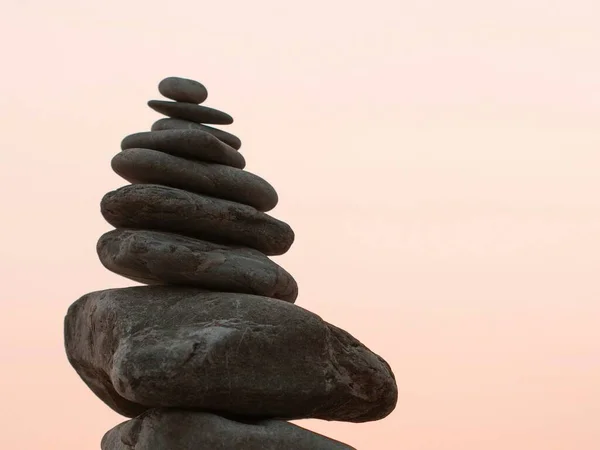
[
  {"xmin": 158, "ymin": 76, "xmax": 208, "ymax": 104},
  {"xmin": 121, "ymin": 129, "xmax": 245, "ymax": 169},
  {"xmin": 101, "ymin": 184, "xmax": 293, "ymax": 255},
  {"xmin": 101, "ymin": 409, "xmax": 356, "ymax": 450},
  {"xmin": 152, "ymin": 118, "xmax": 242, "ymax": 149},
  {"xmin": 111, "ymin": 148, "xmax": 276, "ymax": 211},
  {"xmin": 64, "ymin": 286, "xmax": 398, "ymax": 421},
  {"xmin": 148, "ymin": 100, "xmax": 233, "ymax": 125},
  {"xmin": 97, "ymin": 229, "xmax": 298, "ymax": 301}
]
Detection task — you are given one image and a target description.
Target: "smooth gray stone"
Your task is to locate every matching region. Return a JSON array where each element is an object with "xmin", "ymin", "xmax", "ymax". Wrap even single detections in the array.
[
  {"xmin": 112, "ymin": 148, "xmax": 277, "ymax": 211},
  {"xmin": 101, "ymin": 184, "xmax": 293, "ymax": 256},
  {"xmin": 64, "ymin": 286, "xmax": 398, "ymax": 421},
  {"xmin": 148, "ymin": 99, "xmax": 233, "ymax": 125},
  {"xmin": 121, "ymin": 129, "xmax": 245, "ymax": 169},
  {"xmin": 101, "ymin": 409, "xmax": 356, "ymax": 450},
  {"xmin": 158, "ymin": 76, "xmax": 208, "ymax": 104},
  {"xmin": 97, "ymin": 229, "xmax": 298, "ymax": 302},
  {"xmin": 152, "ymin": 118, "xmax": 242, "ymax": 150}
]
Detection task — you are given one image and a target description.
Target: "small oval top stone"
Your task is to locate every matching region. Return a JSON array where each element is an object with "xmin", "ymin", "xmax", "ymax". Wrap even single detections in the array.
[{"xmin": 158, "ymin": 77, "xmax": 208, "ymax": 104}]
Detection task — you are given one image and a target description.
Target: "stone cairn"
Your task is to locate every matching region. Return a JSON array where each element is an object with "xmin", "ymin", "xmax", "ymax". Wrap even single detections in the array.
[{"xmin": 64, "ymin": 77, "xmax": 398, "ymax": 449}]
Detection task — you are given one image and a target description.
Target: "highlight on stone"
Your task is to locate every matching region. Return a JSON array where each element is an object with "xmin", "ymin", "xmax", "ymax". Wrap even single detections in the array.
[{"xmin": 63, "ymin": 76, "xmax": 398, "ymax": 450}]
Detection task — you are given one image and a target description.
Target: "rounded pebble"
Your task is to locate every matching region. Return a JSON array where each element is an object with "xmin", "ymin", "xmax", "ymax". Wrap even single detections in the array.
[
  {"xmin": 121, "ymin": 129, "xmax": 245, "ymax": 169},
  {"xmin": 112, "ymin": 148, "xmax": 277, "ymax": 211},
  {"xmin": 158, "ymin": 76, "xmax": 208, "ymax": 104},
  {"xmin": 152, "ymin": 118, "xmax": 242, "ymax": 150},
  {"xmin": 148, "ymin": 100, "xmax": 233, "ymax": 125},
  {"xmin": 97, "ymin": 229, "xmax": 298, "ymax": 301},
  {"xmin": 101, "ymin": 184, "xmax": 294, "ymax": 256}
]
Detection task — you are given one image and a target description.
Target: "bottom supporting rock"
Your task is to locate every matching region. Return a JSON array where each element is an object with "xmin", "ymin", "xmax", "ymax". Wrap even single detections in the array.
[{"xmin": 101, "ymin": 408, "xmax": 356, "ymax": 450}]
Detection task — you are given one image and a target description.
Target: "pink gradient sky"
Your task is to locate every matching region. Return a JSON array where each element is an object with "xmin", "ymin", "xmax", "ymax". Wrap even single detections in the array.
[{"xmin": 1, "ymin": 1, "xmax": 599, "ymax": 449}]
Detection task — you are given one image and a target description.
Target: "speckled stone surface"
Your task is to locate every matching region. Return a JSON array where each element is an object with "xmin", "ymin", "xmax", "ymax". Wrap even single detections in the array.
[
  {"xmin": 158, "ymin": 76, "xmax": 208, "ymax": 104},
  {"xmin": 148, "ymin": 99, "xmax": 234, "ymax": 125},
  {"xmin": 121, "ymin": 129, "xmax": 245, "ymax": 169},
  {"xmin": 100, "ymin": 184, "xmax": 294, "ymax": 255},
  {"xmin": 152, "ymin": 117, "xmax": 242, "ymax": 149},
  {"xmin": 65, "ymin": 286, "xmax": 398, "ymax": 421},
  {"xmin": 97, "ymin": 229, "xmax": 298, "ymax": 301},
  {"xmin": 101, "ymin": 409, "xmax": 356, "ymax": 450},
  {"xmin": 112, "ymin": 148, "xmax": 276, "ymax": 211}
]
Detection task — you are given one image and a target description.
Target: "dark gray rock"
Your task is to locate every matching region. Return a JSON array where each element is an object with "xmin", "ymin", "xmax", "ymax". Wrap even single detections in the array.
[
  {"xmin": 158, "ymin": 76, "xmax": 208, "ymax": 104},
  {"xmin": 121, "ymin": 129, "xmax": 245, "ymax": 169},
  {"xmin": 101, "ymin": 409, "xmax": 356, "ymax": 450},
  {"xmin": 148, "ymin": 100, "xmax": 233, "ymax": 125},
  {"xmin": 64, "ymin": 286, "xmax": 398, "ymax": 421},
  {"xmin": 152, "ymin": 118, "xmax": 242, "ymax": 150},
  {"xmin": 100, "ymin": 184, "xmax": 293, "ymax": 256},
  {"xmin": 112, "ymin": 148, "xmax": 277, "ymax": 211},
  {"xmin": 97, "ymin": 229, "xmax": 298, "ymax": 302}
]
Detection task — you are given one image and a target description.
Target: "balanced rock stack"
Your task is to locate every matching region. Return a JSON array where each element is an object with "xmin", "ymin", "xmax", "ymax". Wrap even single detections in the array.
[{"xmin": 64, "ymin": 77, "xmax": 397, "ymax": 449}]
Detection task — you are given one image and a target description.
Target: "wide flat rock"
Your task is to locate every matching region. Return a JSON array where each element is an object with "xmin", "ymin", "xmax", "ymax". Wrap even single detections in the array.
[
  {"xmin": 97, "ymin": 229, "xmax": 298, "ymax": 301},
  {"xmin": 152, "ymin": 118, "xmax": 242, "ymax": 149},
  {"xmin": 158, "ymin": 77, "xmax": 208, "ymax": 104},
  {"xmin": 65, "ymin": 286, "xmax": 398, "ymax": 421},
  {"xmin": 101, "ymin": 409, "xmax": 356, "ymax": 450},
  {"xmin": 121, "ymin": 129, "xmax": 245, "ymax": 169},
  {"xmin": 100, "ymin": 184, "xmax": 293, "ymax": 256},
  {"xmin": 112, "ymin": 148, "xmax": 276, "ymax": 211},
  {"xmin": 148, "ymin": 100, "xmax": 233, "ymax": 125}
]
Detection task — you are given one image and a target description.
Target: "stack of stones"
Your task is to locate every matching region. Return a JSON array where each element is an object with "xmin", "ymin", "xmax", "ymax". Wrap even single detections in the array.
[{"xmin": 64, "ymin": 77, "xmax": 398, "ymax": 449}]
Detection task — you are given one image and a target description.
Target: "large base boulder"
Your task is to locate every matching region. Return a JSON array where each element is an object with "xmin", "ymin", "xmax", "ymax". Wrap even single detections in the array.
[{"xmin": 64, "ymin": 286, "xmax": 397, "ymax": 422}]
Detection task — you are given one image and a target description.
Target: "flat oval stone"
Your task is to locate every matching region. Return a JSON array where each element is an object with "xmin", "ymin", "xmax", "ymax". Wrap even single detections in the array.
[
  {"xmin": 101, "ymin": 409, "xmax": 356, "ymax": 450},
  {"xmin": 152, "ymin": 118, "xmax": 242, "ymax": 149},
  {"xmin": 148, "ymin": 100, "xmax": 233, "ymax": 125},
  {"xmin": 100, "ymin": 184, "xmax": 294, "ymax": 256},
  {"xmin": 121, "ymin": 129, "xmax": 245, "ymax": 169},
  {"xmin": 158, "ymin": 77, "xmax": 208, "ymax": 104},
  {"xmin": 97, "ymin": 229, "xmax": 298, "ymax": 302},
  {"xmin": 112, "ymin": 148, "xmax": 277, "ymax": 211},
  {"xmin": 64, "ymin": 286, "xmax": 398, "ymax": 421}
]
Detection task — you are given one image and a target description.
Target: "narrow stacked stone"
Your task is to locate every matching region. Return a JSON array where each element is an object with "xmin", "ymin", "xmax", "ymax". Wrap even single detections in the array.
[{"xmin": 64, "ymin": 77, "xmax": 398, "ymax": 449}]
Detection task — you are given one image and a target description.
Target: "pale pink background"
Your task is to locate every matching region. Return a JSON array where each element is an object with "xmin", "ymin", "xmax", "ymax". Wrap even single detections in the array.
[{"xmin": 1, "ymin": 1, "xmax": 599, "ymax": 449}]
